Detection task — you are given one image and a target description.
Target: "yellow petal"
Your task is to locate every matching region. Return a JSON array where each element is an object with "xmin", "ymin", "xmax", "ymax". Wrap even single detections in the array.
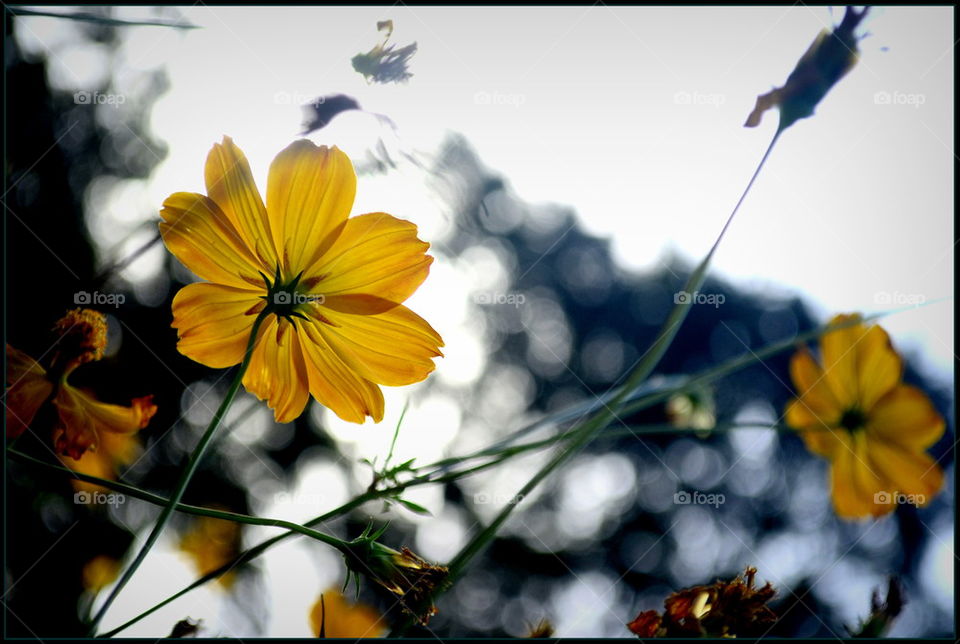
[
  {"xmin": 266, "ymin": 140, "xmax": 356, "ymax": 274},
  {"xmin": 829, "ymin": 431, "xmax": 889, "ymax": 519},
  {"xmin": 160, "ymin": 192, "xmax": 266, "ymax": 287},
  {"xmin": 854, "ymin": 324, "xmax": 902, "ymax": 411},
  {"xmin": 61, "ymin": 429, "xmax": 142, "ymax": 493},
  {"xmin": 53, "ymin": 384, "xmax": 156, "ymax": 459},
  {"xmin": 5, "ymin": 344, "xmax": 53, "ymax": 438},
  {"xmin": 818, "ymin": 313, "xmax": 868, "ymax": 409},
  {"xmin": 241, "ymin": 317, "xmax": 311, "ymax": 423},
  {"xmin": 172, "ymin": 282, "xmax": 263, "ymax": 369},
  {"xmin": 305, "ymin": 304, "xmax": 442, "ymax": 387},
  {"xmin": 868, "ymin": 440, "xmax": 943, "ymax": 505},
  {"xmin": 785, "ymin": 348, "xmax": 842, "ymax": 426},
  {"xmin": 299, "ymin": 322, "xmax": 384, "ymax": 424},
  {"xmin": 306, "ymin": 212, "xmax": 433, "ymax": 311},
  {"xmin": 204, "ymin": 136, "xmax": 278, "ymax": 266},
  {"xmin": 310, "ymin": 590, "xmax": 387, "ymax": 638},
  {"xmin": 786, "ymin": 411, "xmax": 845, "ymax": 460},
  {"xmin": 866, "ymin": 384, "xmax": 945, "ymax": 450}
]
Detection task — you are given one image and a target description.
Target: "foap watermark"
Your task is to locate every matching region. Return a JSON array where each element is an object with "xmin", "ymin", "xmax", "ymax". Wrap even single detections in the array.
[
  {"xmin": 74, "ymin": 90, "xmax": 126, "ymax": 107},
  {"xmin": 273, "ymin": 91, "xmax": 325, "ymax": 106},
  {"xmin": 873, "ymin": 91, "xmax": 926, "ymax": 108},
  {"xmin": 273, "ymin": 292, "xmax": 325, "ymax": 305},
  {"xmin": 674, "ymin": 290, "xmax": 724, "ymax": 308},
  {"xmin": 874, "ymin": 491, "xmax": 926, "ymax": 507},
  {"xmin": 673, "ymin": 490, "xmax": 725, "ymax": 508},
  {"xmin": 474, "ymin": 292, "xmax": 525, "ymax": 308},
  {"xmin": 75, "ymin": 291, "xmax": 125, "ymax": 307},
  {"xmin": 75, "ymin": 491, "xmax": 126, "ymax": 506},
  {"xmin": 474, "ymin": 492, "xmax": 526, "ymax": 505},
  {"xmin": 274, "ymin": 491, "xmax": 325, "ymax": 505},
  {"xmin": 674, "ymin": 90, "xmax": 726, "ymax": 107},
  {"xmin": 474, "ymin": 90, "xmax": 526, "ymax": 108},
  {"xmin": 874, "ymin": 291, "xmax": 925, "ymax": 307}
]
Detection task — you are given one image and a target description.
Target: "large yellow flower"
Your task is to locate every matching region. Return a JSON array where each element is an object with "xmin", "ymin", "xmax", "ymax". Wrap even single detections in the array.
[
  {"xmin": 5, "ymin": 309, "xmax": 156, "ymax": 489},
  {"xmin": 159, "ymin": 137, "xmax": 443, "ymax": 424},
  {"xmin": 785, "ymin": 313, "xmax": 945, "ymax": 518},
  {"xmin": 309, "ymin": 589, "xmax": 386, "ymax": 638},
  {"xmin": 178, "ymin": 513, "xmax": 242, "ymax": 588}
]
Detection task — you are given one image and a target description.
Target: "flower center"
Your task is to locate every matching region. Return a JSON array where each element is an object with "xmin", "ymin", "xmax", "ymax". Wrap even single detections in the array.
[
  {"xmin": 839, "ymin": 407, "xmax": 868, "ymax": 431},
  {"xmin": 261, "ymin": 266, "xmax": 324, "ymax": 322}
]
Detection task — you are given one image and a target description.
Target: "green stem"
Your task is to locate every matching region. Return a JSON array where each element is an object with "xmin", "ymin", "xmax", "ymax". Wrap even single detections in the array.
[
  {"xmin": 95, "ymin": 306, "xmax": 888, "ymax": 637},
  {"xmin": 6, "ymin": 449, "xmax": 349, "ymax": 549},
  {"xmin": 88, "ymin": 310, "xmax": 270, "ymax": 636},
  {"xmin": 391, "ymin": 129, "xmax": 783, "ymax": 635}
]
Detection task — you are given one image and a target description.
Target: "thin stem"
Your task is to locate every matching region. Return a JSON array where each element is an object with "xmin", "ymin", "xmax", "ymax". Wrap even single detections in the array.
[
  {"xmin": 6, "ymin": 450, "xmax": 349, "ymax": 549},
  {"xmin": 88, "ymin": 310, "xmax": 270, "ymax": 636},
  {"xmin": 391, "ymin": 128, "xmax": 784, "ymax": 635},
  {"xmin": 99, "ymin": 308, "xmax": 883, "ymax": 637}
]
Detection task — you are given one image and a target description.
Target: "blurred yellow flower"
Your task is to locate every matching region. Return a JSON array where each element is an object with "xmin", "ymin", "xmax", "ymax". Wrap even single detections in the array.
[
  {"xmin": 82, "ymin": 555, "xmax": 121, "ymax": 593},
  {"xmin": 785, "ymin": 313, "xmax": 945, "ymax": 518},
  {"xmin": 5, "ymin": 309, "xmax": 156, "ymax": 491},
  {"xmin": 159, "ymin": 137, "xmax": 443, "ymax": 424},
  {"xmin": 309, "ymin": 589, "xmax": 386, "ymax": 638},
  {"xmin": 178, "ymin": 514, "xmax": 242, "ymax": 588}
]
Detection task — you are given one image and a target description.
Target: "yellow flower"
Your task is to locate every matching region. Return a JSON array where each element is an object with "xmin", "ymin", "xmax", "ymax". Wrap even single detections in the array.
[
  {"xmin": 82, "ymin": 555, "xmax": 121, "ymax": 593},
  {"xmin": 178, "ymin": 513, "xmax": 242, "ymax": 588},
  {"xmin": 785, "ymin": 313, "xmax": 945, "ymax": 518},
  {"xmin": 309, "ymin": 589, "xmax": 386, "ymax": 638},
  {"xmin": 159, "ymin": 137, "xmax": 443, "ymax": 424},
  {"xmin": 5, "ymin": 309, "xmax": 156, "ymax": 489}
]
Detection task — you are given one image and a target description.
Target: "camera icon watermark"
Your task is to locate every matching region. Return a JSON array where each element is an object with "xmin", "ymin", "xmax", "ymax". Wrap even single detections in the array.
[
  {"xmin": 474, "ymin": 292, "xmax": 525, "ymax": 308},
  {"xmin": 873, "ymin": 291, "xmax": 926, "ymax": 307},
  {"xmin": 273, "ymin": 291, "xmax": 325, "ymax": 305},
  {"xmin": 473, "ymin": 492, "xmax": 526, "ymax": 505},
  {"xmin": 673, "ymin": 489, "xmax": 725, "ymax": 508},
  {"xmin": 873, "ymin": 491, "xmax": 925, "ymax": 507},
  {"xmin": 274, "ymin": 491, "xmax": 325, "ymax": 505},
  {"xmin": 273, "ymin": 91, "xmax": 325, "ymax": 106},
  {"xmin": 674, "ymin": 290, "xmax": 724, "ymax": 308},
  {"xmin": 73, "ymin": 90, "xmax": 126, "ymax": 107},
  {"xmin": 74, "ymin": 291, "xmax": 125, "ymax": 308},
  {"xmin": 474, "ymin": 90, "xmax": 526, "ymax": 108},
  {"xmin": 873, "ymin": 90, "xmax": 926, "ymax": 108},
  {"xmin": 674, "ymin": 90, "xmax": 726, "ymax": 107},
  {"xmin": 74, "ymin": 490, "xmax": 126, "ymax": 506}
]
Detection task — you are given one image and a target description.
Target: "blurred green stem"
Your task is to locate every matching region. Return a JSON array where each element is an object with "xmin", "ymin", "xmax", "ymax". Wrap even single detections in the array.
[
  {"xmin": 390, "ymin": 129, "xmax": 784, "ymax": 634},
  {"xmin": 87, "ymin": 309, "xmax": 270, "ymax": 636},
  {"xmin": 82, "ymin": 308, "xmax": 895, "ymax": 637}
]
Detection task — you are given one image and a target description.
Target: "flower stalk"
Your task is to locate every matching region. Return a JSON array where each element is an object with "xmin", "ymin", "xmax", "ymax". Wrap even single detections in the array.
[{"xmin": 87, "ymin": 308, "xmax": 270, "ymax": 635}]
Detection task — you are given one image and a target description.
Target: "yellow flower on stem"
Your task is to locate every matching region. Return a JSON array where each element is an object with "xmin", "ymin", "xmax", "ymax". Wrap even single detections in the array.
[
  {"xmin": 82, "ymin": 555, "xmax": 122, "ymax": 594},
  {"xmin": 159, "ymin": 136, "xmax": 443, "ymax": 424},
  {"xmin": 785, "ymin": 313, "xmax": 945, "ymax": 519},
  {"xmin": 5, "ymin": 309, "xmax": 157, "ymax": 491},
  {"xmin": 178, "ymin": 513, "xmax": 242, "ymax": 588},
  {"xmin": 309, "ymin": 589, "xmax": 386, "ymax": 638}
]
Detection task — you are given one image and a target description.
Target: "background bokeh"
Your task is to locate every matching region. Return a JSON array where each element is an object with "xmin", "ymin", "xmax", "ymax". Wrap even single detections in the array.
[{"xmin": 4, "ymin": 5, "xmax": 954, "ymax": 638}]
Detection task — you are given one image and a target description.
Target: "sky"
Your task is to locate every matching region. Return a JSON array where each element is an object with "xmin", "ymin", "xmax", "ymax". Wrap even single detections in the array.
[{"xmin": 13, "ymin": 5, "xmax": 955, "ymax": 637}]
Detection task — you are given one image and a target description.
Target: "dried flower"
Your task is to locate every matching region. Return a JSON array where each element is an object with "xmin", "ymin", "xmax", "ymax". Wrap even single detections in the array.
[
  {"xmin": 340, "ymin": 528, "xmax": 448, "ymax": 625},
  {"xmin": 745, "ymin": 6, "xmax": 870, "ymax": 132},
  {"xmin": 628, "ymin": 567, "xmax": 777, "ymax": 638}
]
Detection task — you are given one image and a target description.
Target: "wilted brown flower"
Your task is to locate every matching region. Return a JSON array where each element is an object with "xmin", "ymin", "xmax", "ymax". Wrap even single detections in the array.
[
  {"xmin": 525, "ymin": 618, "xmax": 555, "ymax": 638},
  {"xmin": 628, "ymin": 567, "xmax": 777, "ymax": 638},
  {"xmin": 341, "ymin": 534, "xmax": 448, "ymax": 625},
  {"xmin": 745, "ymin": 7, "xmax": 870, "ymax": 132}
]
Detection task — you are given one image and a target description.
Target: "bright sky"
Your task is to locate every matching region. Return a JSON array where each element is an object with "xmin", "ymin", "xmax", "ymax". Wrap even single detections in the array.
[
  {"xmin": 14, "ymin": 5, "xmax": 955, "ymax": 637},
  {"xmin": 20, "ymin": 5, "xmax": 954, "ymax": 381}
]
